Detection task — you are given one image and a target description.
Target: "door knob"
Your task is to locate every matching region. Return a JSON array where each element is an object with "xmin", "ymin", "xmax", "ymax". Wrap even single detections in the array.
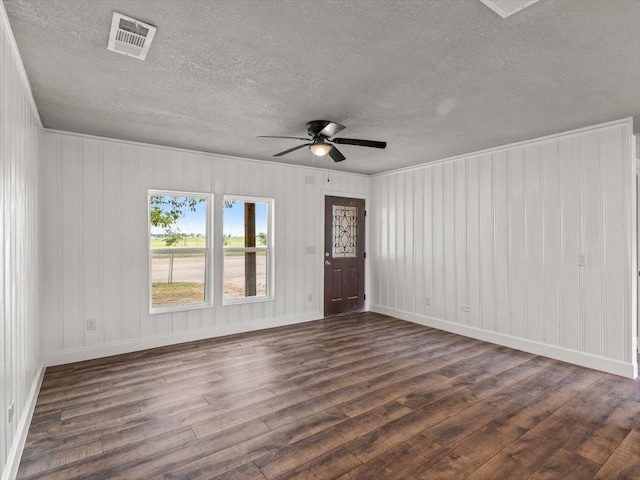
[{"xmin": 325, "ymin": 260, "xmax": 331, "ymax": 265}]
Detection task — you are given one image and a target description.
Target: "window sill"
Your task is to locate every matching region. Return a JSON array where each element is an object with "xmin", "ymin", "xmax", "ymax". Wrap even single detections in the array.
[
  {"xmin": 150, "ymin": 302, "xmax": 213, "ymax": 315},
  {"xmin": 222, "ymin": 296, "xmax": 274, "ymax": 307}
]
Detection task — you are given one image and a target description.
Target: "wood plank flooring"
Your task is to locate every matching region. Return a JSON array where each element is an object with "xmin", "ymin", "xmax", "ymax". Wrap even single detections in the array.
[{"xmin": 17, "ymin": 313, "xmax": 640, "ymax": 479}]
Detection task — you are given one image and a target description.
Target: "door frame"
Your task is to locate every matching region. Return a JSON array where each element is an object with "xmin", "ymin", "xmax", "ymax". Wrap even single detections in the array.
[
  {"xmin": 636, "ymin": 158, "xmax": 639, "ymax": 353},
  {"xmin": 320, "ymin": 190, "xmax": 369, "ymax": 316}
]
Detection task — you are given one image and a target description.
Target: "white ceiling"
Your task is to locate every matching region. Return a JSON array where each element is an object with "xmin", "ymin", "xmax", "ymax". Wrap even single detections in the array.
[{"xmin": 4, "ymin": 0, "xmax": 640, "ymax": 175}]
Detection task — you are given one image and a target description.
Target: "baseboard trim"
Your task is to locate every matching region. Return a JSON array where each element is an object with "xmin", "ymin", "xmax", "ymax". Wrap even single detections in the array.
[
  {"xmin": 2, "ymin": 360, "xmax": 45, "ymax": 480},
  {"xmin": 371, "ymin": 305, "xmax": 638, "ymax": 379},
  {"xmin": 46, "ymin": 312, "xmax": 322, "ymax": 366}
]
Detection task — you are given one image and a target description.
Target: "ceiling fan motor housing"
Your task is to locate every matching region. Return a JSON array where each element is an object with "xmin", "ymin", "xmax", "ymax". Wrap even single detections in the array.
[{"xmin": 307, "ymin": 120, "xmax": 336, "ymax": 138}]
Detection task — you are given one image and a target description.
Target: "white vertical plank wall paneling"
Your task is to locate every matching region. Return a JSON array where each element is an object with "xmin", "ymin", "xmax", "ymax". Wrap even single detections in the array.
[
  {"xmin": 0, "ymin": 4, "xmax": 43, "ymax": 480},
  {"xmin": 371, "ymin": 119, "xmax": 638, "ymax": 379},
  {"xmin": 40, "ymin": 131, "xmax": 369, "ymax": 366}
]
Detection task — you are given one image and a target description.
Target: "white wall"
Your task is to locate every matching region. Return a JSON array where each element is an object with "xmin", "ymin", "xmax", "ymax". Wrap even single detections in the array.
[
  {"xmin": 0, "ymin": 6, "xmax": 43, "ymax": 480},
  {"xmin": 40, "ymin": 131, "xmax": 369, "ymax": 364},
  {"xmin": 36, "ymin": 120, "xmax": 640, "ymax": 379},
  {"xmin": 370, "ymin": 119, "xmax": 638, "ymax": 378}
]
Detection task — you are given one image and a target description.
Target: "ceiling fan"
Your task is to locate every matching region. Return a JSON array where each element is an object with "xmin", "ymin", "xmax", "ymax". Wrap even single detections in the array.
[{"xmin": 258, "ymin": 120, "xmax": 386, "ymax": 162}]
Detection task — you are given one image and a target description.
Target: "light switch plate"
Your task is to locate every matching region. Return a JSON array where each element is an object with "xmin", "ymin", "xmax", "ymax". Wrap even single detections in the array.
[{"xmin": 577, "ymin": 253, "xmax": 587, "ymax": 266}]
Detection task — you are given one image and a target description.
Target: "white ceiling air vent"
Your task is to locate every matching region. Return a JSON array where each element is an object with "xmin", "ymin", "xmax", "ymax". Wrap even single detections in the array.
[
  {"xmin": 107, "ymin": 12, "xmax": 157, "ymax": 60},
  {"xmin": 478, "ymin": 0, "xmax": 540, "ymax": 18}
]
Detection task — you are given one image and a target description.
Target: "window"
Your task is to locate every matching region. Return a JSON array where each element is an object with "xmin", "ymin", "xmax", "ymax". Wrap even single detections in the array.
[
  {"xmin": 149, "ymin": 191, "xmax": 211, "ymax": 312},
  {"xmin": 223, "ymin": 196, "xmax": 273, "ymax": 304}
]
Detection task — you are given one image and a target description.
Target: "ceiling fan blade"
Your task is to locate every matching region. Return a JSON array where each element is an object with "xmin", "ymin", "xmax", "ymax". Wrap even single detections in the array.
[
  {"xmin": 329, "ymin": 146, "xmax": 346, "ymax": 162},
  {"xmin": 258, "ymin": 135, "xmax": 310, "ymax": 141},
  {"xmin": 318, "ymin": 122, "xmax": 346, "ymax": 138},
  {"xmin": 332, "ymin": 137, "xmax": 386, "ymax": 149},
  {"xmin": 273, "ymin": 143, "xmax": 309, "ymax": 157}
]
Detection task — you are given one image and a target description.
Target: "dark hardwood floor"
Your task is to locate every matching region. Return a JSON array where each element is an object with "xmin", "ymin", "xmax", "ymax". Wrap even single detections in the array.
[{"xmin": 17, "ymin": 313, "xmax": 640, "ymax": 479}]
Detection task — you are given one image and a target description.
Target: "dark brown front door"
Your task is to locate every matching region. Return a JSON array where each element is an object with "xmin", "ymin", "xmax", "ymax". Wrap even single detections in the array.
[{"xmin": 324, "ymin": 196, "xmax": 365, "ymax": 316}]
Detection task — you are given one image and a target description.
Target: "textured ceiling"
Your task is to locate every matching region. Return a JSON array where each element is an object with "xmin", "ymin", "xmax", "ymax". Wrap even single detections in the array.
[{"xmin": 4, "ymin": 0, "xmax": 640, "ymax": 175}]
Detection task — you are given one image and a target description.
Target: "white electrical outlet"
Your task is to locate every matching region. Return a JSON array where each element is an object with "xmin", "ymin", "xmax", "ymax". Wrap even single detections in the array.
[
  {"xmin": 8, "ymin": 401, "xmax": 15, "ymax": 423},
  {"xmin": 461, "ymin": 305, "xmax": 471, "ymax": 312},
  {"xmin": 87, "ymin": 318, "xmax": 97, "ymax": 331},
  {"xmin": 307, "ymin": 294, "xmax": 313, "ymax": 302},
  {"xmin": 425, "ymin": 297, "xmax": 431, "ymax": 306}
]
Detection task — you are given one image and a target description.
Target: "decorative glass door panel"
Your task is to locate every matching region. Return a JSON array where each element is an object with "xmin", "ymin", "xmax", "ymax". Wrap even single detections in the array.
[{"xmin": 332, "ymin": 205, "xmax": 358, "ymax": 258}]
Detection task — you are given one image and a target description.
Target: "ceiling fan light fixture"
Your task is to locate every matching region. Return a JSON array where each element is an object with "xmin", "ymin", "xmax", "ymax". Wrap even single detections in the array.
[{"xmin": 309, "ymin": 141, "xmax": 331, "ymax": 156}]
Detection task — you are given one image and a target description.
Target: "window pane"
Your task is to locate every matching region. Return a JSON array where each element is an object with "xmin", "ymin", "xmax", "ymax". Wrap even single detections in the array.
[
  {"xmin": 150, "ymin": 194, "xmax": 207, "ymax": 248},
  {"xmin": 149, "ymin": 192, "xmax": 209, "ymax": 312},
  {"xmin": 223, "ymin": 197, "xmax": 272, "ymax": 303},
  {"xmin": 223, "ymin": 201, "xmax": 269, "ymax": 248},
  {"xmin": 223, "ymin": 252, "xmax": 267, "ymax": 299},
  {"xmin": 151, "ymin": 253, "xmax": 206, "ymax": 308}
]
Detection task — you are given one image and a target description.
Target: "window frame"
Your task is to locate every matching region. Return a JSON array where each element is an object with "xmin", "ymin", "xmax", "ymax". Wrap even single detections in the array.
[
  {"xmin": 222, "ymin": 195, "xmax": 274, "ymax": 305},
  {"xmin": 148, "ymin": 189, "xmax": 213, "ymax": 314}
]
